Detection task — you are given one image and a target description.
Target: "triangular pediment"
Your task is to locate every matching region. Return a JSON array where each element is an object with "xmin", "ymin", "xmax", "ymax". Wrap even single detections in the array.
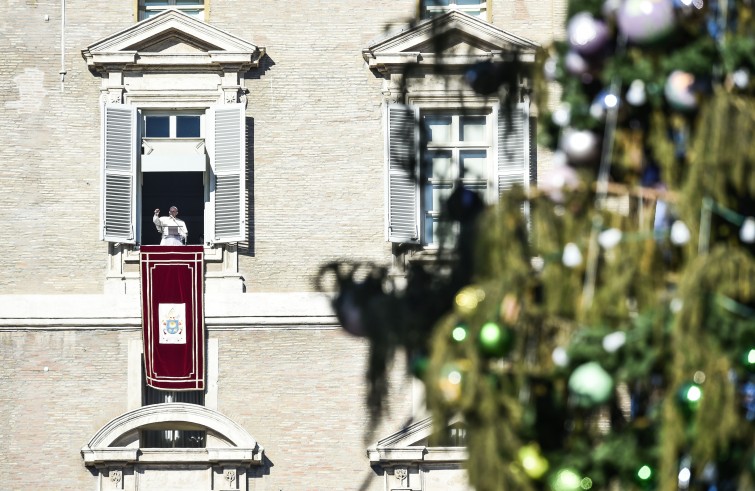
[
  {"xmin": 82, "ymin": 9, "xmax": 265, "ymax": 72},
  {"xmin": 131, "ymin": 30, "xmax": 223, "ymax": 54},
  {"xmin": 363, "ymin": 10, "xmax": 538, "ymax": 73},
  {"xmin": 367, "ymin": 416, "xmax": 468, "ymax": 465}
]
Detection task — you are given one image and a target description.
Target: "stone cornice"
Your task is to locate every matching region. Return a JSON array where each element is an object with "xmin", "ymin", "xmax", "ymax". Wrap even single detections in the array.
[
  {"xmin": 82, "ymin": 10, "xmax": 265, "ymax": 74},
  {"xmin": 362, "ymin": 10, "xmax": 538, "ymax": 75},
  {"xmin": 0, "ymin": 293, "xmax": 338, "ymax": 329}
]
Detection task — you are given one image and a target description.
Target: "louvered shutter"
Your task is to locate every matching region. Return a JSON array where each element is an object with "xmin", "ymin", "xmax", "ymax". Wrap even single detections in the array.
[
  {"xmin": 386, "ymin": 104, "xmax": 419, "ymax": 243},
  {"xmin": 497, "ymin": 102, "xmax": 530, "ymax": 197},
  {"xmin": 208, "ymin": 104, "xmax": 246, "ymax": 243},
  {"xmin": 101, "ymin": 104, "xmax": 137, "ymax": 243}
]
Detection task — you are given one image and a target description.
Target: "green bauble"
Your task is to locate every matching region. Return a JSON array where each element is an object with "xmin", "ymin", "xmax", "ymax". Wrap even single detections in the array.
[
  {"xmin": 742, "ymin": 348, "xmax": 755, "ymax": 373},
  {"xmin": 568, "ymin": 362, "xmax": 614, "ymax": 407},
  {"xmin": 451, "ymin": 323, "xmax": 469, "ymax": 343},
  {"xmin": 517, "ymin": 443, "xmax": 549, "ymax": 480},
  {"xmin": 635, "ymin": 464, "xmax": 655, "ymax": 487},
  {"xmin": 478, "ymin": 321, "xmax": 513, "ymax": 357},
  {"xmin": 549, "ymin": 467, "xmax": 583, "ymax": 491},
  {"xmin": 677, "ymin": 381, "xmax": 703, "ymax": 413}
]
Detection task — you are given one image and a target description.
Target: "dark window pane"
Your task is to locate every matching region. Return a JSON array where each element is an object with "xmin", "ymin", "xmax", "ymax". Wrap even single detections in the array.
[
  {"xmin": 145, "ymin": 116, "xmax": 170, "ymax": 137},
  {"xmin": 176, "ymin": 116, "xmax": 201, "ymax": 138}
]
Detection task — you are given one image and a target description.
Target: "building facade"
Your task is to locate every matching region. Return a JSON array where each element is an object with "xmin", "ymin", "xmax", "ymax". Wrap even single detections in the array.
[{"xmin": 0, "ymin": 1, "xmax": 564, "ymax": 489}]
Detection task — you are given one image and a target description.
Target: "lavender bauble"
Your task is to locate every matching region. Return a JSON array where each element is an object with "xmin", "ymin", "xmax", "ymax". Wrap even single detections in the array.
[
  {"xmin": 617, "ymin": 0, "xmax": 675, "ymax": 45},
  {"xmin": 567, "ymin": 12, "xmax": 610, "ymax": 57}
]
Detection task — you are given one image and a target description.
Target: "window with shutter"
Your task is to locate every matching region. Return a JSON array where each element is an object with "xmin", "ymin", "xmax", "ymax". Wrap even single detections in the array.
[
  {"xmin": 208, "ymin": 104, "xmax": 246, "ymax": 244},
  {"xmin": 386, "ymin": 104, "xmax": 420, "ymax": 244},
  {"xmin": 385, "ymin": 102, "xmax": 532, "ymax": 247},
  {"xmin": 101, "ymin": 105, "xmax": 138, "ymax": 243},
  {"xmin": 497, "ymin": 102, "xmax": 530, "ymax": 197}
]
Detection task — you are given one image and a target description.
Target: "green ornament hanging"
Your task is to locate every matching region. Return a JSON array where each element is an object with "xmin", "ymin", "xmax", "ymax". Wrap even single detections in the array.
[
  {"xmin": 635, "ymin": 464, "xmax": 655, "ymax": 487},
  {"xmin": 517, "ymin": 443, "xmax": 549, "ymax": 480},
  {"xmin": 568, "ymin": 361, "xmax": 614, "ymax": 407},
  {"xmin": 549, "ymin": 467, "xmax": 584, "ymax": 491},
  {"xmin": 478, "ymin": 321, "xmax": 514, "ymax": 357},
  {"xmin": 677, "ymin": 381, "xmax": 703, "ymax": 413},
  {"xmin": 451, "ymin": 323, "xmax": 469, "ymax": 343},
  {"xmin": 741, "ymin": 348, "xmax": 755, "ymax": 373}
]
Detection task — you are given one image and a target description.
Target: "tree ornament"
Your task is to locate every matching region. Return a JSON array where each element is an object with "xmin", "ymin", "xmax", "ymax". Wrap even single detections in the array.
[
  {"xmin": 562, "ymin": 243, "xmax": 584, "ymax": 268},
  {"xmin": 438, "ymin": 361, "xmax": 467, "ymax": 404},
  {"xmin": 670, "ymin": 220, "xmax": 691, "ymax": 245},
  {"xmin": 590, "ymin": 90, "xmax": 619, "ymax": 120},
  {"xmin": 478, "ymin": 321, "xmax": 513, "ymax": 357},
  {"xmin": 455, "ymin": 285, "xmax": 485, "ymax": 316},
  {"xmin": 742, "ymin": 381, "xmax": 755, "ymax": 421},
  {"xmin": 602, "ymin": 331, "xmax": 627, "ymax": 352},
  {"xmin": 553, "ymin": 346, "xmax": 570, "ymax": 367},
  {"xmin": 677, "ymin": 381, "xmax": 703, "ymax": 412},
  {"xmin": 539, "ymin": 155, "xmax": 581, "ymax": 203},
  {"xmin": 569, "ymin": 362, "xmax": 614, "ymax": 406},
  {"xmin": 626, "ymin": 79, "xmax": 647, "ymax": 106},
  {"xmin": 602, "ymin": 0, "xmax": 621, "ymax": 19},
  {"xmin": 598, "ymin": 228, "xmax": 623, "ymax": 249},
  {"xmin": 732, "ymin": 68, "xmax": 750, "ymax": 90},
  {"xmin": 517, "ymin": 443, "xmax": 549, "ymax": 479},
  {"xmin": 552, "ymin": 103, "xmax": 572, "ymax": 127},
  {"xmin": 567, "ymin": 13, "xmax": 610, "ymax": 57},
  {"xmin": 561, "ymin": 129, "xmax": 600, "ymax": 166},
  {"xmin": 451, "ymin": 323, "xmax": 468, "ymax": 343},
  {"xmin": 410, "ymin": 353, "xmax": 429, "ymax": 379},
  {"xmin": 564, "ymin": 50, "xmax": 590, "ymax": 76},
  {"xmin": 636, "ymin": 464, "xmax": 655, "ymax": 485},
  {"xmin": 740, "ymin": 217, "xmax": 755, "ymax": 243},
  {"xmin": 617, "ymin": 0, "xmax": 676, "ymax": 45},
  {"xmin": 742, "ymin": 348, "xmax": 755, "ymax": 372},
  {"xmin": 550, "ymin": 467, "xmax": 583, "ymax": 491},
  {"xmin": 664, "ymin": 71, "xmax": 698, "ymax": 112}
]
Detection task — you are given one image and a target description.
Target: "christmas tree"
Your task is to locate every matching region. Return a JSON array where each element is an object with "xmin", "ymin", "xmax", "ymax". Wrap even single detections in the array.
[{"xmin": 320, "ymin": 1, "xmax": 755, "ymax": 489}]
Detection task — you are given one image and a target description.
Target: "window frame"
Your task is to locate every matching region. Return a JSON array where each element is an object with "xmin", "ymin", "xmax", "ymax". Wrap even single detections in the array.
[
  {"xmin": 137, "ymin": 0, "xmax": 207, "ymax": 22},
  {"xmin": 420, "ymin": 109, "xmax": 493, "ymax": 248},
  {"xmin": 420, "ymin": 0, "xmax": 489, "ymax": 20},
  {"xmin": 143, "ymin": 110, "xmax": 205, "ymax": 139}
]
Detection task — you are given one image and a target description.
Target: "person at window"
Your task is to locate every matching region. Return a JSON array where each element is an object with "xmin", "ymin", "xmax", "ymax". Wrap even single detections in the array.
[{"xmin": 153, "ymin": 206, "xmax": 188, "ymax": 245}]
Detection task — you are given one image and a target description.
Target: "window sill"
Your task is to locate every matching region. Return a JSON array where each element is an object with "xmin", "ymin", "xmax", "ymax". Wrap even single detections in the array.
[{"xmin": 123, "ymin": 244, "xmax": 223, "ymax": 263}]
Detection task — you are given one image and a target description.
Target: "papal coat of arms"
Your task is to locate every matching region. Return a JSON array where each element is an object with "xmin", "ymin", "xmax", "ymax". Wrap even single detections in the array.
[{"xmin": 158, "ymin": 303, "xmax": 186, "ymax": 344}]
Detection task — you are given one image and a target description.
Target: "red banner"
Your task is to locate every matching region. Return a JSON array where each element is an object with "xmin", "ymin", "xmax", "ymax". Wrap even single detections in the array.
[{"xmin": 140, "ymin": 246, "xmax": 205, "ymax": 390}]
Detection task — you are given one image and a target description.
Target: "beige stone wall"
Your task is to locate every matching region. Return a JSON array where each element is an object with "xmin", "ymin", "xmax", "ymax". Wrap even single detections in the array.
[{"xmin": 0, "ymin": 325, "xmax": 412, "ymax": 490}]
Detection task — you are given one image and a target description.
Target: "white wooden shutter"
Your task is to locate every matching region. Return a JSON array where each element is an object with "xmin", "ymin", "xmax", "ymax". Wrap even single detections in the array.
[
  {"xmin": 208, "ymin": 104, "xmax": 246, "ymax": 243},
  {"xmin": 496, "ymin": 102, "xmax": 530, "ymax": 197},
  {"xmin": 386, "ymin": 104, "xmax": 420, "ymax": 243},
  {"xmin": 101, "ymin": 104, "xmax": 137, "ymax": 243}
]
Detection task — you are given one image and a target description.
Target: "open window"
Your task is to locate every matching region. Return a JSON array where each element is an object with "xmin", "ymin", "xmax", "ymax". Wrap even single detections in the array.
[{"xmin": 100, "ymin": 103, "xmax": 246, "ymax": 247}]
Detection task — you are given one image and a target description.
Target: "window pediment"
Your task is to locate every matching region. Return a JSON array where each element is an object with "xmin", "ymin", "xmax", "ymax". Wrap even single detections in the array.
[
  {"xmin": 362, "ymin": 10, "xmax": 538, "ymax": 74},
  {"xmin": 82, "ymin": 9, "xmax": 265, "ymax": 73}
]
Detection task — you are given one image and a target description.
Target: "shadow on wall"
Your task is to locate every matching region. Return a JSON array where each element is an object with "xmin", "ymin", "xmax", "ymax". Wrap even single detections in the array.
[{"xmin": 238, "ymin": 54, "xmax": 276, "ymax": 257}]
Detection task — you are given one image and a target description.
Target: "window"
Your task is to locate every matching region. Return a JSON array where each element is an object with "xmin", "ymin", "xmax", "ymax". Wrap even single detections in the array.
[
  {"xmin": 386, "ymin": 103, "xmax": 531, "ymax": 247},
  {"xmin": 144, "ymin": 113, "xmax": 202, "ymax": 138},
  {"xmin": 138, "ymin": 0, "xmax": 206, "ymax": 21},
  {"xmin": 421, "ymin": 0, "xmax": 487, "ymax": 19},
  {"xmin": 141, "ymin": 384, "xmax": 206, "ymax": 448},
  {"xmin": 422, "ymin": 112, "xmax": 491, "ymax": 246},
  {"xmin": 101, "ymin": 104, "xmax": 246, "ymax": 246}
]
